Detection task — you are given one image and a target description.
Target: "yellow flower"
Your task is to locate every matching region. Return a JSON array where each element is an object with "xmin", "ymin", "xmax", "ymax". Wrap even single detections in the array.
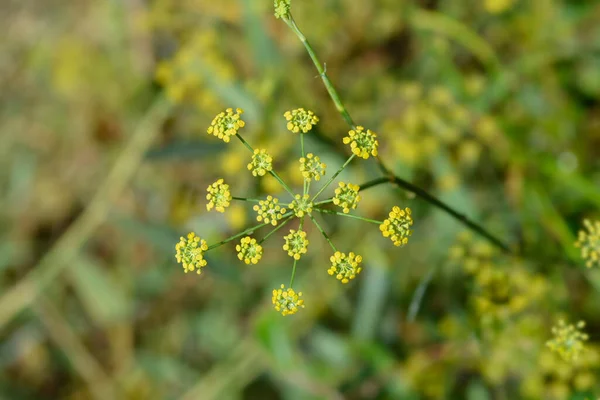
[
  {"xmin": 284, "ymin": 108, "xmax": 319, "ymax": 133},
  {"xmin": 236, "ymin": 236, "xmax": 263, "ymax": 265},
  {"xmin": 253, "ymin": 196, "xmax": 287, "ymax": 226},
  {"xmin": 206, "ymin": 179, "xmax": 232, "ymax": 212},
  {"xmin": 299, "ymin": 153, "xmax": 326, "ymax": 181},
  {"xmin": 575, "ymin": 219, "xmax": 600, "ymax": 268},
  {"xmin": 288, "ymin": 194, "xmax": 313, "ymax": 217},
  {"xmin": 175, "ymin": 232, "xmax": 208, "ymax": 274},
  {"xmin": 283, "ymin": 229, "xmax": 309, "ymax": 260},
  {"xmin": 380, "ymin": 206, "xmax": 413, "ymax": 246},
  {"xmin": 247, "ymin": 149, "xmax": 273, "ymax": 177},
  {"xmin": 272, "ymin": 284, "xmax": 305, "ymax": 316},
  {"xmin": 207, "ymin": 108, "xmax": 245, "ymax": 143},
  {"xmin": 328, "ymin": 251, "xmax": 363, "ymax": 283},
  {"xmin": 333, "ymin": 182, "xmax": 361, "ymax": 213},
  {"xmin": 343, "ymin": 126, "xmax": 379, "ymax": 159},
  {"xmin": 546, "ymin": 320, "xmax": 589, "ymax": 362}
]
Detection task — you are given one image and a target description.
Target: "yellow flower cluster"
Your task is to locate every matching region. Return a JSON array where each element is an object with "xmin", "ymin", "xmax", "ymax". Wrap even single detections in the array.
[
  {"xmin": 283, "ymin": 229, "xmax": 309, "ymax": 260},
  {"xmin": 247, "ymin": 148, "xmax": 273, "ymax": 177},
  {"xmin": 207, "ymin": 108, "xmax": 245, "ymax": 143},
  {"xmin": 343, "ymin": 126, "xmax": 379, "ymax": 159},
  {"xmin": 253, "ymin": 196, "xmax": 287, "ymax": 226},
  {"xmin": 175, "ymin": 232, "xmax": 208, "ymax": 274},
  {"xmin": 575, "ymin": 219, "xmax": 600, "ymax": 268},
  {"xmin": 299, "ymin": 153, "xmax": 326, "ymax": 181},
  {"xmin": 272, "ymin": 284, "xmax": 305, "ymax": 316},
  {"xmin": 546, "ymin": 320, "xmax": 589, "ymax": 362},
  {"xmin": 284, "ymin": 108, "xmax": 319, "ymax": 133},
  {"xmin": 274, "ymin": 0, "xmax": 292, "ymax": 19},
  {"xmin": 288, "ymin": 194, "xmax": 313, "ymax": 217},
  {"xmin": 206, "ymin": 179, "xmax": 231, "ymax": 213},
  {"xmin": 380, "ymin": 206, "xmax": 413, "ymax": 246},
  {"xmin": 328, "ymin": 251, "xmax": 363, "ymax": 283},
  {"xmin": 332, "ymin": 182, "xmax": 361, "ymax": 213},
  {"xmin": 236, "ymin": 236, "xmax": 263, "ymax": 265}
]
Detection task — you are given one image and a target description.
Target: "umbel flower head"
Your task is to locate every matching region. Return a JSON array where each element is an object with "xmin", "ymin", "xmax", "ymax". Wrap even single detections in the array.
[
  {"xmin": 343, "ymin": 126, "xmax": 379, "ymax": 159},
  {"xmin": 254, "ymin": 196, "xmax": 287, "ymax": 226},
  {"xmin": 284, "ymin": 108, "xmax": 319, "ymax": 133},
  {"xmin": 546, "ymin": 320, "xmax": 589, "ymax": 362},
  {"xmin": 247, "ymin": 149, "xmax": 273, "ymax": 177},
  {"xmin": 283, "ymin": 229, "xmax": 309, "ymax": 260},
  {"xmin": 272, "ymin": 284, "xmax": 304, "ymax": 316},
  {"xmin": 299, "ymin": 153, "xmax": 326, "ymax": 181},
  {"xmin": 380, "ymin": 206, "xmax": 413, "ymax": 246},
  {"xmin": 289, "ymin": 194, "xmax": 313, "ymax": 217},
  {"xmin": 206, "ymin": 179, "xmax": 231, "ymax": 212},
  {"xmin": 207, "ymin": 108, "xmax": 245, "ymax": 143},
  {"xmin": 328, "ymin": 251, "xmax": 363, "ymax": 283},
  {"xmin": 333, "ymin": 182, "xmax": 361, "ymax": 213},
  {"xmin": 274, "ymin": 0, "xmax": 291, "ymax": 19},
  {"xmin": 175, "ymin": 232, "xmax": 208, "ymax": 274},
  {"xmin": 575, "ymin": 219, "xmax": 600, "ymax": 268},
  {"xmin": 236, "ymin": 236, "xmax": 263, "ymax": 265}
]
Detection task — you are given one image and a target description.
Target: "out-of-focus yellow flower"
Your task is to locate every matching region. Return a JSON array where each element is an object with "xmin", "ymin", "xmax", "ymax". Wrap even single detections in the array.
[
  {"xmin": 175, "ymin": 232, "xmax": 208, "ymax": 274},
  {"xmin": 247, "ymin": 149, "xmax": 273, "ymax": 177},
  {"xmin": 575, "ymin": 219, "xmax": 600, "ymax": 268},
  {"xmin": 284, "ymin": 108, "xmax": 319, "ymax": 133},
  {"xmin": 274, "ymin": 0, "xmax": 292, "ymax": 19},
  {"xmin": 236, "ymin": 236, "xmax": 263, "ymax": 265},
  {"xmin": 484, "ymin": 0, "xmax": 516, "ymax": 14},
  {"xmin": 254, "ymin": 196, "xmax": 287, "ymax": 226},
  {"xmin": 288, "ymin": 194, "xmax": 313, "ymax": 217},
  {"xmin": 207, "ymin": 108, "xmax": 245, "ymax": 143},
  {"xmin": 332, "ymin": 182, "xmax": 361, "ymax": 213},
  {"xmin": 283, "ymin": 229, "xmax": 309, "ymax": 260},
  {"xmin": 206, "ymin": 179, "xmax": 231, "ymax": 213},
  {"xmin": 546, "ymin": 320, "xmax": 589, "ymax": 362},
  {"xmin": 328, "ymin": 251, "xmax": 363, "ymax": 283},
  {"xmin": 343, "ymin": 126, "xmax": 379, "ymax": 159},
  {"xmin": 380, "ymin": 206, "xmax": 413, "ymax": 246},
  {"xmin": 272, "ymin": 284, "xmax": 304, "ymax": 316}
]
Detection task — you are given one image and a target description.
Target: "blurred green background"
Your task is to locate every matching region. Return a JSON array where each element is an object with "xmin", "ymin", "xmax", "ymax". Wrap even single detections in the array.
[{"xmin": 1, "ymin": 0, "xmax": 600, "ymax": 399}]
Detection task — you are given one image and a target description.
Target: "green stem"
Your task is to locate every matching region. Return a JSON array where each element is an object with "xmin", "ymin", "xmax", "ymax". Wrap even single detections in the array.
[
  {"xmin": 288, "ymin": 217, "xmax": 305, "ymax": 288},
  {"xmin": 232, "ymin": 196, "xmax": 261, "ymax": 203},
  {"xmin": 357, "ymin": 177, "xmax": 512, "ymax": 254},
  {"xmin": 314, "ymin": 199, "xmax": 333, "ymax": 206},
  {"xmin": 259, "ymin": 215, "xmax": 293, "ymax": 244},
  {"xmin": 207, "ymin": 211, "xmax": 294, "ymax": 251},
  {"xmin": 308, "ymin": 214, "xmax": 337, "ymax": 252},
  {"xmin": 236, "ymin": 134, "xmax": 296, "ymax": 198},
  {"xmin": 311, "ymin": 154, "xmax": 355, "ymax": 202},
  {"xmin": 284, "ymin": 16, "xmax": 355, "ymax": 128},
  {"xmin": 314, "ymin": 208, "xmax": 383, "ymax": 225}
]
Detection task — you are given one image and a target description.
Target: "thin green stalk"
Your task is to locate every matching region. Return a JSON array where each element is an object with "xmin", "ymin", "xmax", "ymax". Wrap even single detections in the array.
[
  {"xmin": 289, "ymin": 217, "xmax": 305, "ymax": 288},
  {"xmin": 308, "ymin": 214, "xmax": 337, "ymax": 252},
  {"xmin": 311, "ymin": 154, "xmax": 355, "ymax": 202},
  {"xmin": 314, "ymin": 199, "xmax": 333, "ymax": 206},
  {"xmin": 207, "ymin": 211, "xmax": 293, "ymax": 251},
  {"xmin": 259, "ymin": 215, "xmax": 293, "ymax": 244},
  {"xmin": 236, "ymin": 134, "xmax": 296, "ymax": 198},
  {"xmin": 232, "ymin": 196, "xmax": 261, "ymax": 203},
  {"xmin": 314, "ymin": 208, "xmax": 383, "ymax": 225}
]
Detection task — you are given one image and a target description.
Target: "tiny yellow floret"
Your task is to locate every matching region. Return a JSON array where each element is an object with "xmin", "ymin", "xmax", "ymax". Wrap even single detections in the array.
[
  {"xmin": 575, "ymin": 219, "xmax": 600, "ymax": 268},
  {"xmin": 272, "ymin": 284, "xmax": 305, "ymax": 316},
  {"xmin": 207, "ymin": 108, "xmax": 245, "ymax": 143},
  {"xmin": 299, "ymin": 153, "xmax": 326, "ymax": 182},
  {"xmin": 206, "ymin": 179, "xmax": 232, "ymax": 212},
  {"xmin": 253, "ymin": 196, "xmax": 287, "ymax": 226},
  {"xmin": 328, "ymin": 251, "xmax": 363, "ymax": 283},
  {"xmin": 343, "ymin": 126, "xmax": 379, "ymax": 159},
  {"xmin": 380, "ymin": 206, "xmax": 413, "ymax": 246},
  {"xmin": 247, "ymin": 148, "xmax": 273, "ymax": 177},
  {"xmin": 284, "ymin": 108, "xmax": 319, "ymax": 133},
  {"xmin": 288, "ymin": 194, "xmax": 313, "ymax": 218},
  {"xmin": 175, "ymin": 232, "xmax": 208, "ymax": 274},
  {"xmin": 333, "ymin": 182, "xmax": 361, "ymax": 213},
  {"xmin": 236, "ymin": 236, "xmax": 263, "ymax": 265},
  {"xmin": 546, "ymin": 320, "xmax": 589, "ymax": 362}
]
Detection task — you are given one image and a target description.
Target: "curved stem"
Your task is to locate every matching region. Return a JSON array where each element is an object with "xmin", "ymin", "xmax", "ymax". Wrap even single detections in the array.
[{"xmin": 358, "ymin": 177, "xmax": 512, "ymax": 254}]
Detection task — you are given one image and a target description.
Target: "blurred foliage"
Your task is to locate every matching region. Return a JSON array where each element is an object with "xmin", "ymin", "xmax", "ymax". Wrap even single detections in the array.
[{"xmin": 1, "ymin": 0, "xmax": 600, "ymax": 399}]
